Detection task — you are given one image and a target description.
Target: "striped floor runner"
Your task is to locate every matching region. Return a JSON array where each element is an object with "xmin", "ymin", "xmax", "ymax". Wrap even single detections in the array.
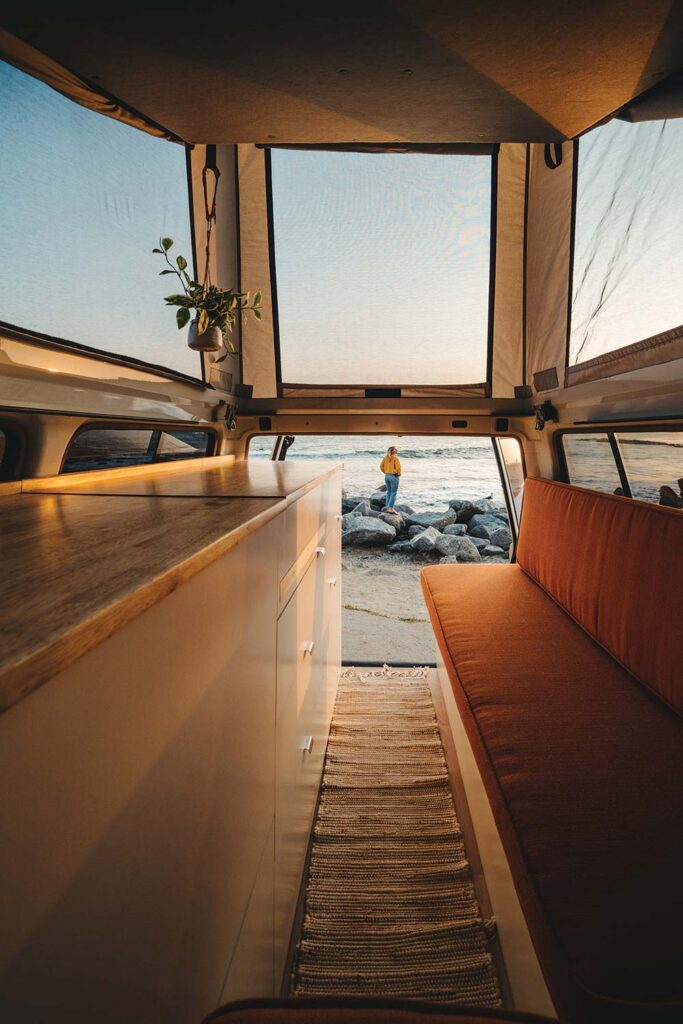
[{"xmin": 290, "ymin": 666, "xmax": 502, "ymax": 1005}]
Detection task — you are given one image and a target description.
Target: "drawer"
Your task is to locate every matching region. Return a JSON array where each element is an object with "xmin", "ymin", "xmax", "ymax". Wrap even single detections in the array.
[{"xmin": 279, "ymin": 481, "xmax": 327, "ymax": 581}]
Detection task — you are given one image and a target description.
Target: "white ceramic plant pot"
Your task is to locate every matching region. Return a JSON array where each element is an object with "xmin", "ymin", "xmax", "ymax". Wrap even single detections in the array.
[{"xmin": 187, "ymin": 321, "xmax": 223, "ymax": 352}]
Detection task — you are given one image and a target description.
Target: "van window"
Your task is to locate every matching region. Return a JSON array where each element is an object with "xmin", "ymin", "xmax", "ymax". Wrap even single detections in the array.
[
  {"xmin": 562, "ymin": 430, "xmax": 683, "ymax": 508},
  {"xmin": 562, "ymin": 433, "xmax": 622, "ymax": 495},
  {"xmin": 62, "ymin": 426, "xmax": 213, "ymax": 473},
  {"xmin": 0, "ymin": 60, "xmax": 198, "ymax": 378},
  {"xmin": 615, "ymin": 432, "xmax": 683, "ymax": 507},
  {"xmin": 248, "ymin": 435, "xmax": 276, "ymax": 458}
]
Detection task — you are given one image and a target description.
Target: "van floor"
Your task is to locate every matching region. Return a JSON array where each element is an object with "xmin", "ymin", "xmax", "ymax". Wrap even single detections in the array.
[{"xmin": 289, "ymin": 666, "xmax": 504, "ymax": 1005}]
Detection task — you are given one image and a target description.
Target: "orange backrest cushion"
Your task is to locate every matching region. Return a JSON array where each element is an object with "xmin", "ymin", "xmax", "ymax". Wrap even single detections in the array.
[{"xmin": 516, "ymin": 478, "xmax": 683, "ymax": 716}]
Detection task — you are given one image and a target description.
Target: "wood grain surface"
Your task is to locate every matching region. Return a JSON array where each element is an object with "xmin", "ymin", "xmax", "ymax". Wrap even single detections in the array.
[
  {"xmin": 0, "ymin": 492, "xmax": 283, "ymax": 714},
  {"xmin": 23, "ymin": 457, "xmax": 341, "ymax": 500}
]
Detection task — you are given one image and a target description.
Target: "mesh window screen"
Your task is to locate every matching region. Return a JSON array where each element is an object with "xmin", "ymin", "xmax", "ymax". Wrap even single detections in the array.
[
  {"xmin": 570, "ymin": 118, "xmax": 683, "ymax": 365},
  {"xmin": 270, "ymin": 150, "xmax": 492, "ymax": 386},
  {"xmin": 0, "ymin": 61, "xmax": 198, "ymax": 377}
]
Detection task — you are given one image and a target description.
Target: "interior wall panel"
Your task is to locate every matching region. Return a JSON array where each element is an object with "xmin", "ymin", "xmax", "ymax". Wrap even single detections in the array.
[
  {"xmin": 491, "ymin": 143, "xmax": 527, "ymax": 398},
  {"xmin": 525, "ymin": 142, "xmax": 575, "ymax": 393},
  {"xmin": 237, "ymin": 145, "xmax": 278, "ymax": 398}
]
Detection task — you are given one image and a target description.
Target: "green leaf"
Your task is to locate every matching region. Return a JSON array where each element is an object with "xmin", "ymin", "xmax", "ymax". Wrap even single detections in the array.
[
  {"xmin": 198, "ymin": 309, "xmax": 209, "ymax": 334},
  {"xmin": 176, "ymin": 307, "xmax": 191, "ymax": 329},
  {"xmin": 253, "ymin": 308, "xmax": 262, "ymax": 321},
  {"xmin": 253, "ymin": 291, "xmax": 262, "ymax": 306},
  {"xmin": 152, "ymin": 247, "xmax": 163, "ymax": 254},
  {"xmin": 159, "ymin": 269, "xmax": 176, "ymax": 275},
  {"xmin": 176, "ymin": 255, "xmax": 187, "ymax": 271},
  {"xmin": 161, "ymin": 237, "xmax": 174, "ymax": 251}
]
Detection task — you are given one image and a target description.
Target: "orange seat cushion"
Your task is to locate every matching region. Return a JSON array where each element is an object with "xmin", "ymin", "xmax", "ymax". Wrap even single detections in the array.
[
  {"xmin": 516, "ymin": 478, "xmax": 683, "ymax": 715},
  {"xmin": 421, "ymin": 563, "xmax": 683, "ymax": 1024},
  {"xmin": 205, "ymin": 997, "xmax": 561, "ymax": 1024}
]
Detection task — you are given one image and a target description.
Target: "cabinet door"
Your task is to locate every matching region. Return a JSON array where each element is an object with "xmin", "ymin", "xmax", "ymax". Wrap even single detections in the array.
[{"xmin": 274, "ymin": 555, "xmax": 325, "ymax": 979}]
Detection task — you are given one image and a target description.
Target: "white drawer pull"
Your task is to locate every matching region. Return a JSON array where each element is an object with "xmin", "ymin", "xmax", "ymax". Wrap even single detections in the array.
[
  {"xmin": 299, "ymin": 735, "xmax": 314, "ymax": 755},
  {"xmin": 303, "ymin": 641, "xmax": 315, "ymax": 655},
  {"xmin": 316, "ymin": 545, "xmax": 326, "ymax": 557},
  {"xmin": 327, "ymin": 578, "xmax": 337, "ymax": 587},
  {"xmin": 335, "ymin": 514, "xmax": 343, "ymax": 522}
]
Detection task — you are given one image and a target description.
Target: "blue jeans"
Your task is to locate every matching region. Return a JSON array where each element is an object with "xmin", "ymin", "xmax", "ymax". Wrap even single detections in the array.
[{"xmin": 384, "ymin": 473, "xmax": 400, "ymax": 508}]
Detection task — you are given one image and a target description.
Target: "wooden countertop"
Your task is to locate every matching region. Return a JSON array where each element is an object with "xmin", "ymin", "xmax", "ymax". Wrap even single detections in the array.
[
  {"xmin": 22, "ymin": 456, "xmax": 341, "ymax": 500},
  {"xmin": 0, "ymin": 459, "xmax": 341, "ymax": 715}
]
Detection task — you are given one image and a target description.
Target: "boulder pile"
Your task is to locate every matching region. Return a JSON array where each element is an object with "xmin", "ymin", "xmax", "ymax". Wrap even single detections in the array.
[{"xmin": 341, "ymin": 487, "xmax": 513, "ymax": 563}]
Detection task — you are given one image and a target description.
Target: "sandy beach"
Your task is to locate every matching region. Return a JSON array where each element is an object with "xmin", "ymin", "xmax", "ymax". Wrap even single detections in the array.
[{"xmin": 341, "ymin": 548, "xmax": 437, "ymax": 664}]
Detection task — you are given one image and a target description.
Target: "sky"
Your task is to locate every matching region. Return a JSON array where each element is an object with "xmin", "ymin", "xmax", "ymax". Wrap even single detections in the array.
[
  {"xmin": 0, "ymin": 60, "xmax": 198, "ymax": 377},
  {"xmin": 270, "ymin": 149, "xmax": 492, "ymax": 385},
  {"xmin": 570, "ymin": 116, "xmax": 683, "ymax": 364}
]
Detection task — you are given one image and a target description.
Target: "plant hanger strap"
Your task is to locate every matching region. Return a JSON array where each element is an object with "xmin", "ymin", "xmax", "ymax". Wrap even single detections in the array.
[{"xmin": 201, "ymin": 161, "xmax": 220, "ymax": 289}]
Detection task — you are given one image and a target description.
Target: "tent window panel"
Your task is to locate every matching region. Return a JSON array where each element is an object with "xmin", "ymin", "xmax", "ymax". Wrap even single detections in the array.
[
  {"xmin": 0, "ymin": 60, "xmax": 198, "ymax": 378},
  {"xmin": 562, "ymin": 433, "xmax": 622, "ymax": 495},
  {"xmin": 569, "ymin": 118, "xmax": 683, "ymax": 366},
  {"xmin": 270, "ymin": 150, "xmax": 492, "ymax": 386},
  {"xmin": 616, "ymin": 432, "xmax": 683, "ymax": 507}
]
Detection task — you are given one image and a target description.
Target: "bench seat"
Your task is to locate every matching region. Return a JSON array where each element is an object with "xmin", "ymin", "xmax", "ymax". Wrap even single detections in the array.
[
  {"xmin": 421, "ymin": 480, "xmax": 683, "ymax": 1024},
  {"xmin": 205, "ymin": 997, "xmax": 561, "ymax": 1023}
]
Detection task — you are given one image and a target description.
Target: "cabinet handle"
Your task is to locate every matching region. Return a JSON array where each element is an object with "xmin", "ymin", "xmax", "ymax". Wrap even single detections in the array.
[
  {"xmin": 327, "ymin": 578, "xmax": 337, "ymax": 587},
  {"xmin": 299, "ymin": 735, "xmax": 314, "ymax": 754},
  {"xmin": 335, "ymin": 514, "xmax": 343, "ymax": 522},
  {"xmin": 303, "ymin": 641, "xmax": 315, "ymax": 655},
  {"xmin": 316, "ymin": 545, "xmax": 326, "ymax": 557}
]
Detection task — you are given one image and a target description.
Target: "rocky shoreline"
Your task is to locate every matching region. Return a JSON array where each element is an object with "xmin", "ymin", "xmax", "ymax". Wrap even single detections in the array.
[{"xmin": 341, "ymin": 486, "xmax": 512, "ymax": 563}]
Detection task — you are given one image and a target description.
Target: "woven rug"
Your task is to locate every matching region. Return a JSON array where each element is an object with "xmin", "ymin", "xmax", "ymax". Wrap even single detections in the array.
[{"xmin": 290, "ymin": 666, "xmax": 502, "ymax": 1005}]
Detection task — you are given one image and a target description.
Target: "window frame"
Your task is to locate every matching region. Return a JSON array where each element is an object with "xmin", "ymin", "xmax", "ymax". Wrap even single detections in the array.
[
  {"xmin": 265, "ymin": 146, "xmax": 499, "ymax": 395},
  {"xmin": 59, "ymin": 420, "xmax": 217, "ymax": 474}
]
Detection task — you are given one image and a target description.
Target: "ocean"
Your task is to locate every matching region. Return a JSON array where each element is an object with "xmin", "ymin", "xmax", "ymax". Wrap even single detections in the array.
[
  {"xmin": 250, "ymin": 432, "xmax": 683, "ymax": 511},
  {"xmin": 250, "ymin": 435, "xmax": 507, "ymax": 511}
]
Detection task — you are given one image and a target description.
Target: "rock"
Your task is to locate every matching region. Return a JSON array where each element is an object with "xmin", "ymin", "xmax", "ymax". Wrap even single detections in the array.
[
  {"xmin": 456, "ymin": 499, "xmax": 496, "ymax": 524},
  {"xmin": 387, "ymin": 539, "xmax": 414, "ymax": 554},
  {"xmin": 488, "ymin": 525, "xmax": 513, "ymax": 549},
  {"xmin": 482, "ymin": 544, "xmax": 505, "ymax": 556},
  {"xmin": 379, "ymin": 509, "xmax": 405, "ymax": 532},
  {"xmin": 409, "ymin": 526, "xmax": 442, "ymax": 553},
  {"xmin": 370, "ymin": 488, "xmax": 388, "ymax": 507},
  {"xmin": 406, "ymin": 508, "xmax": 458, "ymax": 532},
  {"xmin": 351, "ymin": 499, "xmax": 373, "ymax": 517},
  {"xmin": 448, "ymin": 498, "xmax": 467, "ymax": 511},
  {"xmin": 443, "ymin": 523, "xmax": 467, "ymax": 536},
  {"xmin": 434, "ymin": 534, "xmax": 482, "ymax": 562},
  {"xmin": 469, "ymin": 536, "xmax": 489, "ymax": 551},
  {"xmin": 342, "ymin": 516, "xmax": 396, "ymax": 547},
  {"xmin": 394, "ymin": 503, "xmax": 415, "ymax": 515},
  {"xmin": 408, "ymin": 525, "xmax": 426, "ymax": 538},
  {"xmin": 468, "ymin": 512, "xmax": 508, "ymax": 537},
  {"xmin": 341, "ymin": 495, "xmax": 366, "ymax": 513}
]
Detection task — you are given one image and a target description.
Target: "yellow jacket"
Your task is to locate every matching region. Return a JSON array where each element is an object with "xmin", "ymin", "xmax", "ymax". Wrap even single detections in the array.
[{"xmin": 380, "ymin": 454, "xmax": 402, "ymax": 476}]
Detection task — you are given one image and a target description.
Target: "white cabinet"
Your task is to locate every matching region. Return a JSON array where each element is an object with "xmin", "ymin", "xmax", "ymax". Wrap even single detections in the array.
[{"xmin": 0, "ymin": 467, "xmax": 341, "ymax": 1022}]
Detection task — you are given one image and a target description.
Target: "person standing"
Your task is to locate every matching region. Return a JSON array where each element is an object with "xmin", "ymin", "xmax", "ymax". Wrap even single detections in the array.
[{"xmin": 380, "ymin": 446, "xmax": 402, "ymax": 509}]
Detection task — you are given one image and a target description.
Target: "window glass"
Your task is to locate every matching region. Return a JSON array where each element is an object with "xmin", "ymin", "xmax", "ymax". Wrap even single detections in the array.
[
  {"xmin": 0, "ymin": 60, "xmax": 198, "ymax": 377},
  {"xmin": 497, "ymin": 437, "xmax": 524, "ymax": 519},
  {"xmin": 616, "ymin": 432, "xmax": 683, "ymax": 507},
  {"xmin": 248, "ymin": 435, "xmax": 276, "ymax": 458},
  {"xmin": 562, "ymin": 433, "xmax": 622, "ymax": 494},
  {"xmin": 62, "ymin": 426, "xmax": 213, "ymax": 473},
  {"xmin": 270, "ymin": 150, "xmax": 492, "ymax": 385},
  {"xmin": 570, "ymin": 118, "xmax": 683, "ymax": 364}
]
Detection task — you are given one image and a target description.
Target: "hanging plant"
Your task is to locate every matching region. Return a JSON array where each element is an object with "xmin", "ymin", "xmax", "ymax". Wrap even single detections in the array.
[
  {"xmin": 154, "ymin": 163, "xmax": 261, "ymax": 352},
  {"xmin": 153, "ymin": 236, "xmax": 262, "ymax": 352}
]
